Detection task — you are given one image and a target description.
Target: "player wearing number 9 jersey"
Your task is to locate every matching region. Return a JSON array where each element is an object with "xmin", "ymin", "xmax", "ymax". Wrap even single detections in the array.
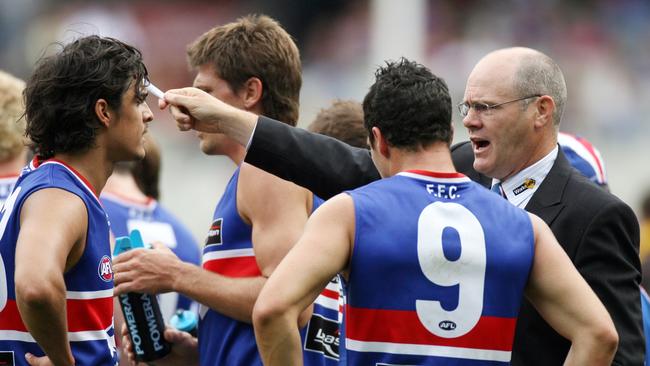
[
  {"xmin": 341, "ymin": 170, "xmax": 533, "ymax": 364},
  {"xmin": 252, "ymin": 59, "xmax": 618, "ymax": 365}
]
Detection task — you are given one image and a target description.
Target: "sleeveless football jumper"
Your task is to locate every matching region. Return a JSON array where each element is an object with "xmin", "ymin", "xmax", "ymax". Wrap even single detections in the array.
[
  {"xmin": 343, "ymin": 171, "xmax": 534, "ymax": 365},
  {"xmin": 0, "ymin": 159, "xmax": 117, "ymax": 365},
  {"xmin": 200, "ymin": 167, "xmax": 338, "ymax": 365}
]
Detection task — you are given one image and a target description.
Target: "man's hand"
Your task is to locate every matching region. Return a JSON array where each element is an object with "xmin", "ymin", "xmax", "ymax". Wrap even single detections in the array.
[
  {"xmin": 112, "ymin": 243, "xmax": 182, "ymax": 295},
  {"xmin": 157, "ymin": 87, "xmax": 232, "ymax": 132},
  {"xmin": 159, "ymin": 87, "xmax": 257, "ymax": 146},
  {"xmin": 25, "ymin": 353, "xmax": 73, "ymax": 366},
  {"xmin": 121, "ymin": 324, "xmax": 199, "ymax": 366}
]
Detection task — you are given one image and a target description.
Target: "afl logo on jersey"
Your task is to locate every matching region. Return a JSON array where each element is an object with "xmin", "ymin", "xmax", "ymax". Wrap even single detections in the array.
[
  {"xmin": 439, "ymin": 320, "xmax": 457, "ymax": 331},
  {"xmin": 98, "ymin": 255, "xmax": 113, "ymax": 282}
]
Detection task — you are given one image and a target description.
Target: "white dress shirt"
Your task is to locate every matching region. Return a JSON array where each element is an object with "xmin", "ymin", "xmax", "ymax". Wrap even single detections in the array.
[{"xmin": 491, "ymin": 146, "xmax": 559, "ymax": 209}]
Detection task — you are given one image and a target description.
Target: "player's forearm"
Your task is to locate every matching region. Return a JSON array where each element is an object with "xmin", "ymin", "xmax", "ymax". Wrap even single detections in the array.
[
  {"xmin": 15, "ymin": 277, "xmax": 75, "ymax": 365},
  {"xmin": 563, "ymin": 299, "xmax": 618, "ymax": 366},
  {"xmin": 564, "ymin": 330, "xmax": 618, "ymax": 366},
  {"xmin": 253, "ymin": 309, "xmax": 303, "ymax": 366},
  {"xmin": 173, "ymin": 261, "xmax": 266, "ymax": 323}
]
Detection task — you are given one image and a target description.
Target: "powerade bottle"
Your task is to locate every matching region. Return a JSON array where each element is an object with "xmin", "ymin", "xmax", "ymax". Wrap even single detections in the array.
[
  {"xmin": 114, "ymin": 230, "xmax": 172, "ymax": 361},
  {"xmin": 169, "ymin": 309, "xmax": 198, "ymax": 337}
]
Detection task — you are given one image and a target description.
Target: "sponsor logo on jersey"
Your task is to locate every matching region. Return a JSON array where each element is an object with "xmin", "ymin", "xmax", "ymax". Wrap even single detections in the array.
[
  {"xmin": 513, "ymin": 178, "xmax": 536, "ymax": 196},
  {"xmin": 304, "ymin": 313, "xmax": 339, "ymax": 360},
  {"xmin": 0, "ymin": 351, "xmax": 15, "ymax": 366},
  {"xmin": 205, "ymin": 218, "xmax": 223, "ymax": 245},
  {"xmin": 98, "ymin": 255, "xmax": 113, "ymax": 282}
]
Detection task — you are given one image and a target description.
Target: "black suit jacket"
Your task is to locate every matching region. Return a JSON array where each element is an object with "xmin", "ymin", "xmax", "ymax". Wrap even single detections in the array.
[
  {"xmin": 246, "ymin": 117, "xmax": 644, "ymax": 365},
  {"xmin": 451, "ymin": 141, "xmax": 643, "ymax": 365}
]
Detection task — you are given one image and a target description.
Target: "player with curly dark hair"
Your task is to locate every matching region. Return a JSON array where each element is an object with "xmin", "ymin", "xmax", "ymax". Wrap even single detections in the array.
[
  {"xmin": 0, "ymin": 35, "xmax": 153, "ymax": 366},
  {"xmin": 24, "ymin": 35, "xmax": 149, "ymax": 159},
  {"xmin": 363, "ymin": 58, "xmax": 452, "ymax": 150}
]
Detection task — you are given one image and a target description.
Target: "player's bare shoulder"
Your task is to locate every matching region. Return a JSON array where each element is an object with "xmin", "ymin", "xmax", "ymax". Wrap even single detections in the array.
[
  {"xmin": 21, "ymin": 187, "xmax": 87, "ymax": 225},
  {"xmin": 237, "ymin": 162, "xmax": 311, "ymax": 220},
  {"xmin": 17, "ymin": 187, "xmax": 89, "ymax": 270}
]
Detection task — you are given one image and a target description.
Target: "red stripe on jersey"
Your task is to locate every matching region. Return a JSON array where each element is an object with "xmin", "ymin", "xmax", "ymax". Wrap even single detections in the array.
[
  {"xmin": 0, "ymin": 300, "xmax": 27, "ymax": 331},
  {"xmin": 345, "ymin": 305, "xmax": 516, "ymax": 351},
  {"xmin": 67, "ymin": 297, "xmax": 114, "ymax": 331},
  {"xmin": 321, "ymin": 288, "xmax": 339, "ymax": 300},
  {"xmin": 404, "ymin": 170, "xmax": 466, "ymax": 179},
  {"xmin": 0, "ymin": 297, "xmax": 113, "ymax": 332},
  {"xmin": 203, "ymin": 256, "xmax": 261, "ymax": 277}
]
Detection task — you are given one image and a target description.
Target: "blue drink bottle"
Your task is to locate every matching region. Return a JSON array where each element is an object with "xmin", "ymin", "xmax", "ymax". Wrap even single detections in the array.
[
  {"xmin": 169, "ymin": 309, "xmax": 198, "ymax": 337},
  {"xmin": 114, "ymin": 230, "xmax": 171, "ymax": 361}
]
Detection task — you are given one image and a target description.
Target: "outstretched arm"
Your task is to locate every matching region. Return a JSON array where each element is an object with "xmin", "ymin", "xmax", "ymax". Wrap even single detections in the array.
[
  {"xmin": 525, "ymin": 214, "xmax": 618, "ymax": 366},
  {"xmin": 253, "ymin": 193, "xmax": 354, "ymax": 366},
  {"xmin": 245, "ymin": 117, "xmax": 379, "ymax": 199},
  {"xmin": 161, "ymin": 88, "xmax": 380, "ymax": 199},
  {"xmin": 15, "ymin": 189, "xmax": 88, "ymax": 366},
  {"xmin": 159, "ymin": 87, "xmax": 257, "ymax": 144}
]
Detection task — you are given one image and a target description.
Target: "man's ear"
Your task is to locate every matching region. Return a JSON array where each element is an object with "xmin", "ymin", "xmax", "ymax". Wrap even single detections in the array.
[
  {"xmin": 95, "ymin": 99, "xmax": 112, "ymax": 128},
  {"xmin": 372, "ymin": 127, "xmax": 390, "ymax": 159},
  {"xmin": 534, "ymin": 95, "xmax": 555, "ymax": 128},
  {"xmin": 240, "ymin": 77, "xmax": 263, "ymax": 110}
]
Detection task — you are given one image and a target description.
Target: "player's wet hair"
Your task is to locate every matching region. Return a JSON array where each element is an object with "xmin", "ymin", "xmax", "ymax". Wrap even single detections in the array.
[
  {"xmin": 24, "ymin": 35, "xmax": 148, "ymax": 159},
  {"xmin": 187, "ymin": 14, "xmax": 301, "ymax": 125},
  {"xmin": 363, "ymin": 58, "xmax": 452, "ymax": 151}
]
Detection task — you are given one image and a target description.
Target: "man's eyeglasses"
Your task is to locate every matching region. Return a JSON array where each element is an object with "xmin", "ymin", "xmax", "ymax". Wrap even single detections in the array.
[{"xmin": 457, "ymin": 94, "xmax": 542, "ymax": 117}]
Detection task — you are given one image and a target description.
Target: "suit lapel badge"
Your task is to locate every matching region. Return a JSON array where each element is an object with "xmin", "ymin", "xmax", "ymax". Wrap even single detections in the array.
[{"xmin": 513, "ymin": 178, "xmax": 536, "ymax": 196}]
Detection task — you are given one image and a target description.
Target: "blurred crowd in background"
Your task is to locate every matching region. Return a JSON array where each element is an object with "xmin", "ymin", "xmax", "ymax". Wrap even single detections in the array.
[{"xmin": 1, "ymin": 0, "xmax": 649, "ymax": 253}]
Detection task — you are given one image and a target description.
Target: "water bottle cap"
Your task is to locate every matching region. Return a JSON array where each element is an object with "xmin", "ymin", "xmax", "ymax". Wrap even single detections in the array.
[
  {"xmin": 129, "ymin": 229, "xmax": 145, "ymax": 249},
  {"xmin": 113, "ymin": 229, "xmax": 147, "ymax": 256},
  {"xmin": 113, "ymin": 236, "xmax": 132, "ymax": 256},
  {"xmin": 169, "ymin": 310, "xmax": 198, "ymax": 332}
]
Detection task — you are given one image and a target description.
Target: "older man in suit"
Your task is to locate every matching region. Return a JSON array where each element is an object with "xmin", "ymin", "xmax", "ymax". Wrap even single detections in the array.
[
  {"xmin": 452, "ymin": 47, "xmax": 641, "ymax": 365},
  {"xmin": 160, "ymin": 47, "xmax": 643, "ymax": 365}
]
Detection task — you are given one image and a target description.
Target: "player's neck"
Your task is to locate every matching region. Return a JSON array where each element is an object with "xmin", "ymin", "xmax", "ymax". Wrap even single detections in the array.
[
  {"xmin": 226, "ymin": 147, "xmax": 246, "ymax": 166},
  {"xmin": 226, "ymin": 143, "xmax": 247, "ymax": 165},
  {"xmin": 387, "ymin": 143, "xmax": 456, "ymax": 176},
  {"xmin": 103, "ymin": 173, "xmax": 150, "ymax": 202},
  {"xmin": 51, "ymin": 150, "xmax": 113, "ymax": 196}
]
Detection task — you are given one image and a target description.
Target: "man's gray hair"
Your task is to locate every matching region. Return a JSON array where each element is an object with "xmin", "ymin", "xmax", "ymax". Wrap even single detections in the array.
[{"xmin": 514, "ymin": 52, "xmax": 567, "ymax": 126}]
